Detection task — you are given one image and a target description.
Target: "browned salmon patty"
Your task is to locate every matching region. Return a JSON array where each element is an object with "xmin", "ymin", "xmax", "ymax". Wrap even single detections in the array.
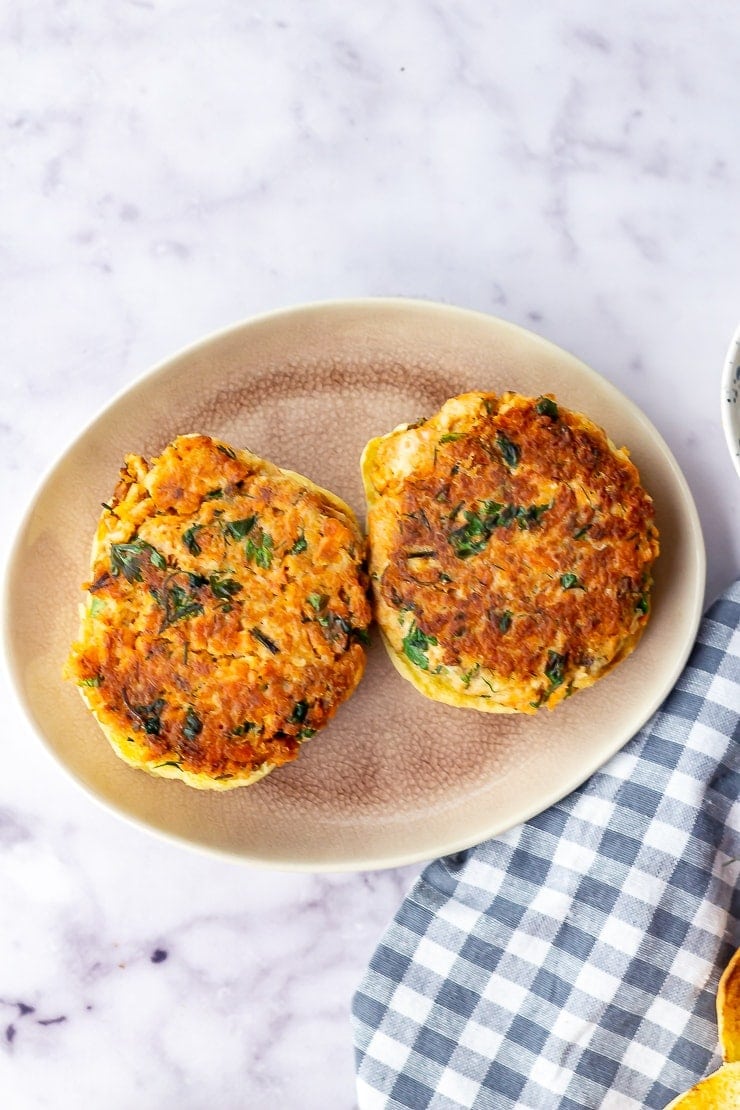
[
  {"xmin": 66, "ymin": 434, "xmax": 371, "ymax": 789},
  {"xmin": 362, "ymin": 391, "xmax": 659, "ymax": 713}
]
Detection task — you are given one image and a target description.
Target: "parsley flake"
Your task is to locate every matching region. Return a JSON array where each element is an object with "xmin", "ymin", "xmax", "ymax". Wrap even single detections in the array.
[
  {"xmin": 246, "ymin": 532, "xmax": 273, "ymax": 569},
  {"xmin": 495, "ymin": 432, "xmax": 520, "ymax": 468},
  {"xmin": 560, "ymin": 573, "xmax": 585, "ymax": 590},
  {"xmin": 544, "ymin": 651, "xmax": 567, "ymax": 690},
  {"xmin": 224, "ymin": 516, "xmax": 256, "ymax": 541},
  {"xmin": 182, "ymin": 524, "xmax": 203, "ymax": 555},
  {"xmin": 182, "ymin": 707, "xmax": 203, "ymax": 743},
  {"xmin": 110, "ymin": 541, "xmax": 167, "ymax": 583},
  {"xmin": 289, "ymin": 532, "xmax": 308, "ymax": 555},
  {"xmin": 402, "ymin": 622, "xmax": 438, "ymax": 671},
  {"xmin": 535, "ymin": 396, "xmax": 559, "ymax": 419}
]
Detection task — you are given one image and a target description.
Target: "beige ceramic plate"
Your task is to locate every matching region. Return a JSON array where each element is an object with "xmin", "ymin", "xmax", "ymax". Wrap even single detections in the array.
[{"xmin": 4, "ymin": 299, "xmax": 705, "ymax": 870}]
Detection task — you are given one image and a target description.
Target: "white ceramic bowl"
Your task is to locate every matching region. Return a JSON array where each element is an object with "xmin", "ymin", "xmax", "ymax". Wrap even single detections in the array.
[{"xmin": 722, "ymin": 323, "xmax": 740, "ymax": 479}]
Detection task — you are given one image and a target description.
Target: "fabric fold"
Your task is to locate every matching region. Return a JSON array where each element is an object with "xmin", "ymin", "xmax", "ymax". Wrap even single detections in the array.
[{"xmin": 353, "ymin": 582, "xmax": 740, "ymax": 1109}]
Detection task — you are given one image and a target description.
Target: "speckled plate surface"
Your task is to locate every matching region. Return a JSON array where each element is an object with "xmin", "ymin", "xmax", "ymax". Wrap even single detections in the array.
[{"xmin": 4, "ymin": 299, "xmax": 706, "ymax": 870}]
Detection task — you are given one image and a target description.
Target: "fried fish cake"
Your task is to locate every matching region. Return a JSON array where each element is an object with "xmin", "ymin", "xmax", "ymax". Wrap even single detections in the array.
[
  {"xmin": 66, "ymin": 434, "xmax": 371, "ymax": 789},
  {"xmin": 362, "ymin": 392, "xmax": 659, "ymax": 714}
]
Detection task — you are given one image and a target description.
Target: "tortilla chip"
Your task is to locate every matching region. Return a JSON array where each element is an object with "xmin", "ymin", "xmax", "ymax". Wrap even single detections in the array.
[
  {"xmin": 662, "ymin": 1061, "xmax": 740, "ymax": 1108},
  {"xmin": 718, "ymin": 947, "xmax": 740, "ymax": 1064}
]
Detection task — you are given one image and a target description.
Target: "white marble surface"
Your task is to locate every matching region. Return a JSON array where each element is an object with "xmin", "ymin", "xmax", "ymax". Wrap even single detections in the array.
[{"xmin": 2, "ymin": 3, "xmax": 739, "ymax": 1107}]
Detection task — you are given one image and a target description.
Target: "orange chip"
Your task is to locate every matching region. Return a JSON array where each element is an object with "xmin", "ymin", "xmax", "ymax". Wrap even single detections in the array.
[
  {"xmin": 662, "ymin": 1061, "xmax": 740, "ymax": 1108},
  {"xmin": 718, "ymin": 947, "xmax": 740, "ymax": 1064}
]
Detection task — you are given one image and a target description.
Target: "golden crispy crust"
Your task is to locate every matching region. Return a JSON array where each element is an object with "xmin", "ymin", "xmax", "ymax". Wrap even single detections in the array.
[
  {"xmin": 66, "ymin": 435, "xmax": 371, "ymax": 789},
  {"xmin": 362, "ymin": 392, "xmax": 659, "ymax": 714},
  {"xmin": 718, "ymin": 948, "xmax": 740, "ymax": 1063},
  {"xmin": 664, "ymin": 950, "xmax": 740, "ymax": 1107},
  {"xmin": 662, "ymin": 1062, "xmax": 740, "ymax": 1109}
]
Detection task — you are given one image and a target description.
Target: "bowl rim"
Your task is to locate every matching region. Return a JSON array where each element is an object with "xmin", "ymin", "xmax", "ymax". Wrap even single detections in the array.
[{"xmin": 721, "ymin": 321, "xmax": 740, "ymax": 480}]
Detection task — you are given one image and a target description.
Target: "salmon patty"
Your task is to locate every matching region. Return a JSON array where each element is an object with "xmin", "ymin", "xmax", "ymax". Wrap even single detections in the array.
[
  {"xmin": 362, "ymin": 392, "xmax": 659, "ymax": 713},
  {"xmin": 66, "ymin": 434, "xmax": 371, "ymax": 788}
]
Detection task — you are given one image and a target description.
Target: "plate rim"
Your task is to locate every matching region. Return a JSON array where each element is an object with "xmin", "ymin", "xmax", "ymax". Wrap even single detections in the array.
[{"xmin": 3, "ymin": 297, "xmax": 707, "ymax": 871}]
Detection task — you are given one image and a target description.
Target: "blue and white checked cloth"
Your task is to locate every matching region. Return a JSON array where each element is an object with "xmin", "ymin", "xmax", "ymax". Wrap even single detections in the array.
[{"xmin": 353, "ymin": 581, "xmax": 740, "ymax": 1109}]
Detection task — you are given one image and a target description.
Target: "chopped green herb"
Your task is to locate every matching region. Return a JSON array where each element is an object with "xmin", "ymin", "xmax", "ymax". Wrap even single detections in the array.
[
  {"xmin": 290, "ymin": 700, "xmax": 309, "ymax": 724},
  {"xmin": 439, "ymin": 432, "xmax": 464, "ymax": 443},
  {"xmin": 216, "ymin": 443, "xmax": 237, "ymax": 459},
  {"xmin": 535, "ymin": 396, "xmax": 559, "ymax": 419},
  {"xmin": 402, "ymin": 622, "xmax": 437, "ymax": 671},
  {"xmin": 544, "ymin": 651, "xmax": 567, "ymax": 690},
  {"xmin": 251, "ymin": 627, "xmax": 280, "ymax": 654},
  {"xmin": 187, "ymin": 572, "xmax": 208, "ymax": 588},
  {"xmin": 209, "ymin": 575, "xmax": 243, "ymax": 603},
  {"xmin": 560, "ymin": 573, "xmax": 585, "ymax": 590},
  {"xmin": 204, "ymin": 488, "xmax": 224, "ymax": 500},
  {"xmin": 232, "ymin": 720, "xmax": 255, "ymax": 736},
  {"xmin": 151, "ymin": 584, "xmax": 204, "ymax": 629},
  {"xmin": 246, "ymin": 532, "xmax": 273, "ymax": 569},
  {"xmin": 154, "ymin": 761, "xmax": 182, "ymax": 771},
  {"xmin": 89, "ymin": 596, "xmax": 105, "ymax": 617},
  {"xmin": 438, "ymin": 572, "xmax": 453, "ymax": 583},
  {"xmin": 498, "ymin": 611, "xmax": 513, "ymax": 633},
  {"xmin": 79, "ymin": 675, "xmax": 102, "ymax": 687},
  {"xmin": 224, "ymin": 516, "xmax": 256, "ymax": 541},
  {"xmin": 141, "ymin": 707, "xmax": 165, "ymax": 735},
  {"xmin": 406, "ymin": 549, "xmax": 436, "ymax": 559},
  {"xmin": 182, "ymin": 524, "xmax": 203, "ymax": 555},
  {"xmin": 111, "ymin": 544, "xmax": 140, "ymax": 579},
  {"xmin": 318, "ymin": 610, "xmax": 349, "ymax": 636},
  {"xmin": 182, "ymin": 707, "xmax": 202, "ymax": 742},
  {"xmin": 123, "ymin": 692, "xmax": 166, "ymax": 736},
  {"xmin": 573, "ymin": 524, "xmax": 591, "ymax": 540},
  {"xmin": 515, "ymin": 502, "xmax": 552, "ymax": 529},
  {"xmin": 110, "ymin": 541, "xmax": 167, "ymax": 583},
  {"xmin": 298, "ymin": 727, "xmax": 316, "ymax": 739},
  {"xmin": 495, "ymin": 432, "xmax": 520, "ymax": 468},
  {"xmin": 101, "ymin": 501, "xmax": 114, "ymax": 512},
  {"xmin": 449, "ymin": 503, "xmax": 501, "ymax": 558},
  {"xmin": 306, "ymin": 595, "xmax": 368, "ymax": 647},
  {"xmin": 448, "ymin": 498, "xmax": 551, "ymax": 559},
  {"xmin": 289, "ymin": 532, "xmax": 308, "ymax": 555},
  {"xmin": 636, "ymin": 594, "xmax": 649, "ymax": 614},
  {"xmin": 461, "ymin": 664, "xmax": 480, "ymax": 688},
  {"xmin": 497, "ymin": 503, "xmax": 518, "ymax": 527}
]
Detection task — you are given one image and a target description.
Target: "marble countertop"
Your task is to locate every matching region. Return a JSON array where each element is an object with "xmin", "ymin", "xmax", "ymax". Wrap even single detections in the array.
[{"xmin": 2, "ymin": 4, "xmax": 739, "ymax": 1107}]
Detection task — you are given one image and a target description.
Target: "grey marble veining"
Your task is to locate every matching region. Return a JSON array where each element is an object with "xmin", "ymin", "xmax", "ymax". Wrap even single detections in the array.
[{"xmin": 1, "ymin": 3, "xmax": 739, "ymax": 1107}]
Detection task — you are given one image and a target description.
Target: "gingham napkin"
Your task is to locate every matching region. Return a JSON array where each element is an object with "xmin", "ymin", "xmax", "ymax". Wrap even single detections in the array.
[{"xmin": 352, "ymin": 581, "xmax": 740, "ymax": 1110}]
